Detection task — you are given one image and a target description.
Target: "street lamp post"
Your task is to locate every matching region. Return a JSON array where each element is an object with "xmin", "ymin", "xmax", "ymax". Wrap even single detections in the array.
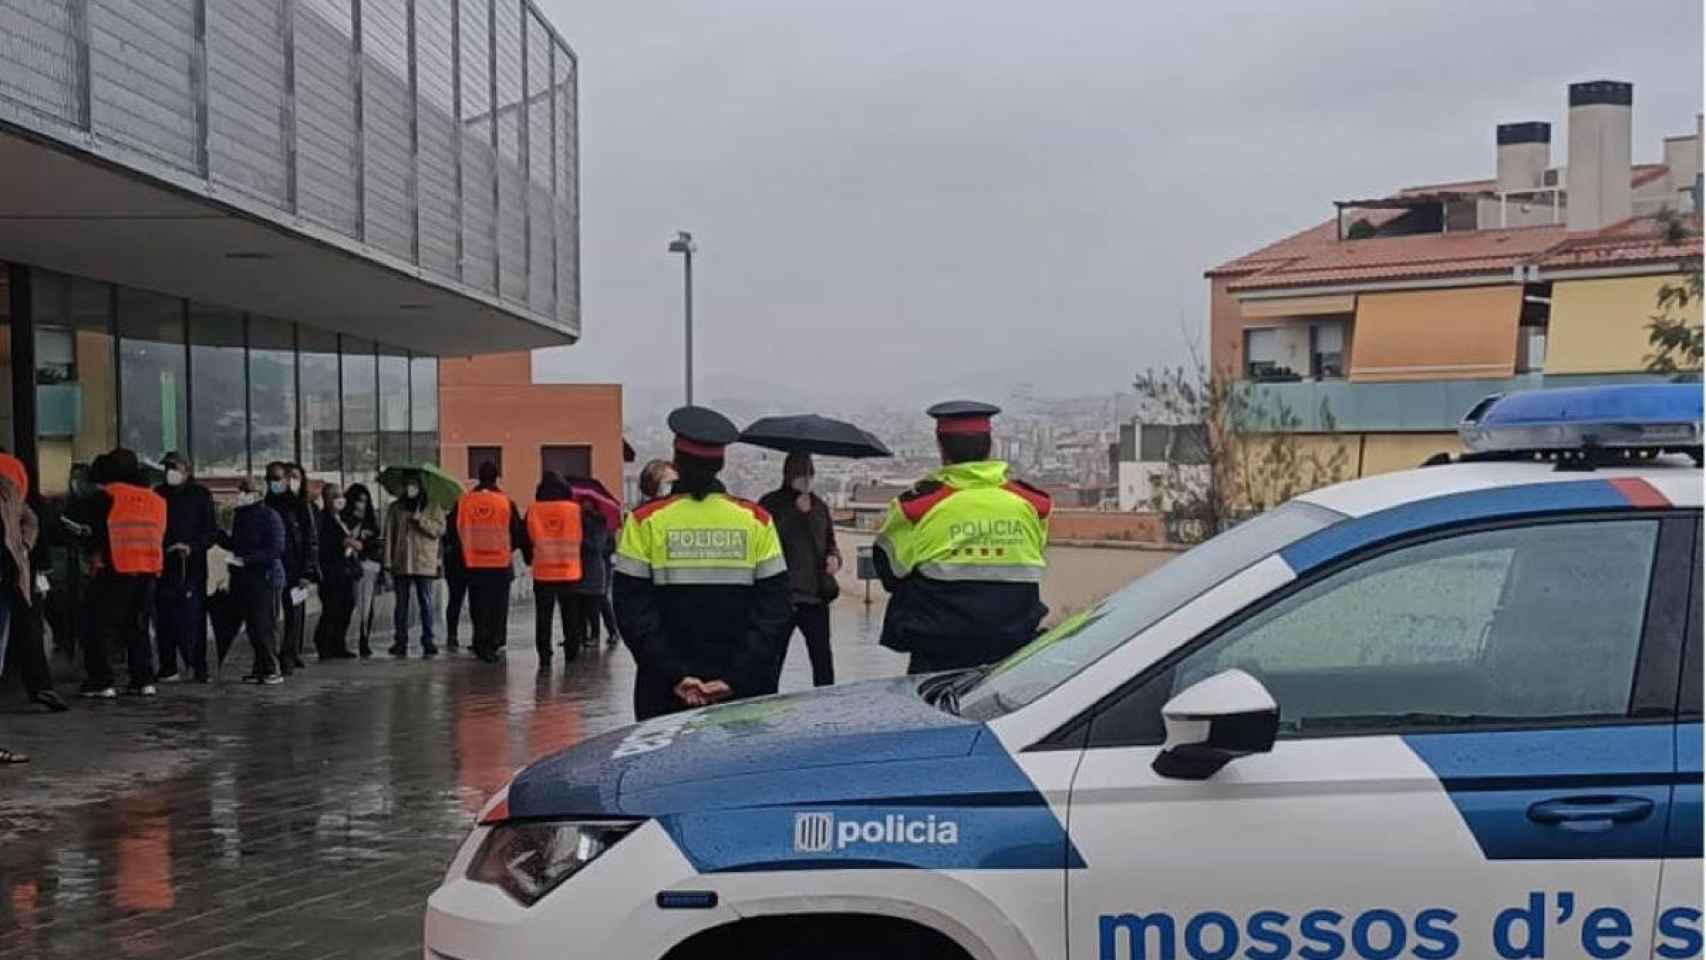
[{"xmin": 668, "ymin": 230, "xmax": 696, "ymax": 405}]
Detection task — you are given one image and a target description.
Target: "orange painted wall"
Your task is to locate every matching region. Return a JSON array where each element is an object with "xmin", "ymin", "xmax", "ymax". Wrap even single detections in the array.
[
  {"xmin": 439, "ymin": 353, "xmax": 624, "ymax": 510},
  {"xmin": 1207, "ymin": 276, "xmax": 1245, "ymax": 376}
]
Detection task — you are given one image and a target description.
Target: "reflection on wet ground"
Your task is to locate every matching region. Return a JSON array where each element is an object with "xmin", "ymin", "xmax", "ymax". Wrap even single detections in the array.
[{"xmin": 0, "ymin": 602, "xmax": 902, "ymax": 958}]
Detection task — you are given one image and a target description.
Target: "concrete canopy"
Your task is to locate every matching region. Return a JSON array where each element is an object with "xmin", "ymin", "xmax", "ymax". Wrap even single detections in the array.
[{"xmin": 0, "ymin": 128, "xmax": 576, "ymax": 355}]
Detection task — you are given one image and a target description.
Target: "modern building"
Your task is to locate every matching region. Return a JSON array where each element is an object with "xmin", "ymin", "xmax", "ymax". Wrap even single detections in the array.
[
  {"xmin": 1206, "ymin": 80, "xmax": 1702, "ymax": 479},
  {"xmin": 438, "ymin": 352, "xmax": 623, "ymax": 510},
  {"xmin": 0, "ymin": 0, "xmax": 578, "ymax": 501}
]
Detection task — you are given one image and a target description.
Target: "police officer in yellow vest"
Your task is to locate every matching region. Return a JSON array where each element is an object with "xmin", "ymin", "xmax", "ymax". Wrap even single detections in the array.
[
  {"xmin": 874, "ymin": 401, "xmax": 1051, "ymax": 675},
  {"xmin": 450, "ymin": 460, "xmax": 528, "ymax": 663},
  {"xmin": 613, "ymin": 406, "xmax": 792, "ymax": 720}
]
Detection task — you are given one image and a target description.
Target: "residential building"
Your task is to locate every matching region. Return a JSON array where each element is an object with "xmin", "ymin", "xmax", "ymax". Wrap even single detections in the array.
[
  {"xmin": 1207, "ymin": 80, "xmax": 1702, "ymax": 481},
  {"xmin": 0, "ymin": 0, "xmax": 578, "ymax": 502}
]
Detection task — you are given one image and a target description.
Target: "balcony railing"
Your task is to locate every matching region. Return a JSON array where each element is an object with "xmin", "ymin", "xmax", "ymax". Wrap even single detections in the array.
[{"xmin": 1235, "ymin": 372, "xmax": 1680, "ymax": 433}]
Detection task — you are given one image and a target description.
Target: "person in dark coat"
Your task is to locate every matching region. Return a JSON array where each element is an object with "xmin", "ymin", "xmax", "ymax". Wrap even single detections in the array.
[
  {"xmin": 264, "ymin": 461, "xmax": 320, "ymax": 674},
  {"xmin": 153, "ymin": 451, "xmax": 218, "ymax": 683},
  {"xmin": 219, "ymin": 477, "xmax": 287, "ymax": 683},
  {"xmin": 758, "ymin": 452, "xmax": 842, "ymax": 690},
  {"xmin": 312, "ymin": 483, "xmax": 361, "ymax": 659},
  {"xmin": 74, "ymin": 449, "xmax": 163, "ymax": 697},
  {"xmin": 565, "ymin": 480, "xmax": 613, "ymax": 651},
  {"xmin": 443, "ymin": 521, "xmax": 469, "ymax": 651}
]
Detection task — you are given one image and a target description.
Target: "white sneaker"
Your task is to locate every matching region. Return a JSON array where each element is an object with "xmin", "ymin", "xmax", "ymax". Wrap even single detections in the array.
[
  {"xmin": 79, "ymin": 685, "xmax": 117, "ymax": 699},
  {"xmin": 126, "ymin": 684, "xmax": 157, "ymax": 697},
  {"xmin": 156, "ymin": 672, "xmax": 181, "ymax": 684}
]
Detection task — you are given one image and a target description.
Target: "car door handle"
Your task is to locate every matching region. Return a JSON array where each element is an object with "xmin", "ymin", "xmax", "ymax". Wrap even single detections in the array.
[{"xmin": 1527, "ymin": 796, "xmax": 1654, "ymax": 831}]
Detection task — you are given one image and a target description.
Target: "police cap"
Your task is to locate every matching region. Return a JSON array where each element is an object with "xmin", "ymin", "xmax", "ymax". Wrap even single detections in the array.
[
  {"xmin": 926, "ymin": 400, "xmax": 1001, "ymax": 436},
  {"xmin": 667, "ymin": 405, "xmax": 740, "ymax": 459}
]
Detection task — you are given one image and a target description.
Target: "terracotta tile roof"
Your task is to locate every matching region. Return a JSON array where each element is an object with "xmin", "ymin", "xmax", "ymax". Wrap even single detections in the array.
[
  {"xmin": 1225, "ymin": 225, "xmax": 1566, "ymax": 290},
  {"xmin": 1212, "ymin": 164, "xmax": 1691, "ymax": 289}
]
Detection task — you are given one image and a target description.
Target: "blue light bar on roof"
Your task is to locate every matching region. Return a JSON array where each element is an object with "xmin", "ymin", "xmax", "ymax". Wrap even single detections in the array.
[{"xmin": 1459, "ymin": 383, "xmax": 1703, "ymax": 453}]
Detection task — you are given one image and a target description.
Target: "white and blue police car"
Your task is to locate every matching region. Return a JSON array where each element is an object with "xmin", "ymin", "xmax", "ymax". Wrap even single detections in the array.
[{"xmin": 426, "ymin": 384, "xmax": 1704, "ymax": 960}]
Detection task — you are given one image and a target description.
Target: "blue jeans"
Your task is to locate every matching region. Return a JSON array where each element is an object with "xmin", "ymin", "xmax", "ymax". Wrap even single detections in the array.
[{"xmin": 392, "ymin": 575, "xmax": 436, "ymax": 649}]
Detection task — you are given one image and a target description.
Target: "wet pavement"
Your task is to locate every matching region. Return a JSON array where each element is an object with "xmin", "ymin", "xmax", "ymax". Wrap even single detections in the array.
[{"xmin": 0, "ymin": 600, "xmax": 908, "ymax": 959}]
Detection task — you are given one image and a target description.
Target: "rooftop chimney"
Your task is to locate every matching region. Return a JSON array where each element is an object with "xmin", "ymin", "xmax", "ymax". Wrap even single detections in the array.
[
  {"xmin": 1566, "ymin": 80, "xmax": 1633, "ymax": 232},
  {"xmin": 1496, "ymin": 121, "xmax": 1550, "ymax": 195}
]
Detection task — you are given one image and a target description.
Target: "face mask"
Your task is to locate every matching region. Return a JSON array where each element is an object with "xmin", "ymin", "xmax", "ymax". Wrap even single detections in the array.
[
  {"xmin": 268, "ymin": 480, "xmax": 286, "ymax": 496},
  {"xmin": 165, "ymin": 469, "xmax": 185, "ymax": 487},
  {"xmin": 332, "ymin": 497, "xmax": 347, "ymax": 512},
  {"xmin": 404, "ymin": 484, "xmax": 420, "ymax": 499},
  {"xmin": 238, "ymin": 491, "xmax": 261, "ymax": 507},
  {"xmin": 790, "ymin": 476, "xmax": 813, "ymax": 495},
  {"xmin": 287, "ymin": 477, "xmax": 301, "ymax": 494}
]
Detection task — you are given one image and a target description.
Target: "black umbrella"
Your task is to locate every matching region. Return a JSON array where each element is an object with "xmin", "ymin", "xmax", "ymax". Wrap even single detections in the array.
[{"xmin": 738, "ymin": 414, "xmax": 893, "ymax": 459}]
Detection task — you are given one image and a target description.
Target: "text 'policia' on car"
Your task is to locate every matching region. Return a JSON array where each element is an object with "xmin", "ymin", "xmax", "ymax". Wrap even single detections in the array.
[{"xmin": 425, "ymin": 383, "xmax": 1705, "ymax": 960}]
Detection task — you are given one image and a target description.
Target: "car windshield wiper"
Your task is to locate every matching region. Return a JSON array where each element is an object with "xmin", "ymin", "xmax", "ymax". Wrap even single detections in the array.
[
  {"xmin": 1297, "ymin": 712, "xmax": 1532, "ymax": 731},
  {"xmin": 918, "ymin": 667, "xmax": 984, "ymax": 716}
]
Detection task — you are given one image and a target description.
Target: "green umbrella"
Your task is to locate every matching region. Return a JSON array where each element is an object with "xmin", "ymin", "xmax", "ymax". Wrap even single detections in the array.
[{"xmin": 377, "ymin": 462, "xmax": 464, "ymax": 509}]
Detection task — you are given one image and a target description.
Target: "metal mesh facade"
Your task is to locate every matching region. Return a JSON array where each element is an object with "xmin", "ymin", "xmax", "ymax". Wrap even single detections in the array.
[{"xmin": 0, "ymin": 0, "xmax": 579, "ymax": 335}]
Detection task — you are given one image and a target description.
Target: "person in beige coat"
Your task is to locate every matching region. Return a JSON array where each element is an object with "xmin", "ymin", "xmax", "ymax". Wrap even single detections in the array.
[
  {"xmin": 383, "ymin": 471, "xmax": 446, "ymax": 657},
  {"xmin": 0, "ymin": 464, "xmax": 62, "ymax": 765}
]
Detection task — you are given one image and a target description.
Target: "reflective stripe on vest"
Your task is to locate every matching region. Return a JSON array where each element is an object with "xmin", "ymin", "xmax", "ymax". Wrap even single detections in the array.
[
  {"xmin": 526, "ymin": 501, "xmax": 584, "ymax": 582},
  {"xmin": 106, "ymin": 482, "xmax": 166, "ymax": 575},
  {"xmin": 458, "ymin": 490, "xmax": 513, "ymax": 569}
]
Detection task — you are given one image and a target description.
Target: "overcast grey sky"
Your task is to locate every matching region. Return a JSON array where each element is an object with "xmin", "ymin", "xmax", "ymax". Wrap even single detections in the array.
[{"xmin": 532, "ymin": 0, "xmax": 1703, "ymax": 418}]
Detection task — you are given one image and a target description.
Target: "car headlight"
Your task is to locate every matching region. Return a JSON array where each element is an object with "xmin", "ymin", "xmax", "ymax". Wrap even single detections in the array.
[{"xmin": 466, "ymin": 820, "xmax": 641, "ymax": 906}]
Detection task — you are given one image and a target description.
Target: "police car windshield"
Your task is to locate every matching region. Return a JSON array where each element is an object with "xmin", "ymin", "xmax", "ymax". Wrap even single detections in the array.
[{"xmin": 955, "ymin": 501, "xmax": 1343, "ymax": 721}]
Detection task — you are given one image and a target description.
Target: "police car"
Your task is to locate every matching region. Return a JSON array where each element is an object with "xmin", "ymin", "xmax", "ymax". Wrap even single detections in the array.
[{"xmin": 426, "ymin": 384, "xmax": 1703, "ymax": 960}]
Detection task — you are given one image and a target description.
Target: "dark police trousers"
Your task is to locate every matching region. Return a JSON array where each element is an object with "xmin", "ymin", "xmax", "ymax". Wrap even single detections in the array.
[{"xmin": 85, "ymin": 573, "xmax": 155, "ymax": 688}]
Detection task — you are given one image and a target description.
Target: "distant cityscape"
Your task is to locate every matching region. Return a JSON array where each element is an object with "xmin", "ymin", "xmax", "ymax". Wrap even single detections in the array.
[{"xmin": 623, "ymin": 387, "xmax": 1146, "ymax": 512}]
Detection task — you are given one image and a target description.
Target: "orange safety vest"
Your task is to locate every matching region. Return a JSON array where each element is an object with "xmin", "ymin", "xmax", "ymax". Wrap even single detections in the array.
[
  {"xmin": 525, "ymin": 500, "xmax": 584, "ymax": 583},
  {"xmin": 106, "ymin": 482, "xmax": 166, "ymax": 575},
  {"xmin": 0, "ymin": 453, "xmax": 27, "ymax": 498},
  {"xmin": 458, "ymin": 489, "xmax": 514, "ymax": 569}
]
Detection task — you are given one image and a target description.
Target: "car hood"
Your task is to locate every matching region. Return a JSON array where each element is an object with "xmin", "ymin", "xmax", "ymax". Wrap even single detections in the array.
[{"xmin": 504, "ymin": 676, "xmax": 982, "ymax": 819}]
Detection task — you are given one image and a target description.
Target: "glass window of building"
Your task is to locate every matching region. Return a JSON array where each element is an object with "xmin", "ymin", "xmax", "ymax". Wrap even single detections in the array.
[
  {"xmin": 34, "ymin": 270, "xmax": 116, "ymax": 497},
  {"xmin": 378, "ymin": 347, "xmax": 410, "ymax": 471},
  {"xmin": 410, "ymin": 355, "xmax": 439, "ymax": 465},
  {"xmin": 117, "ymin": 287, "xmax": 188, "ymax": 465},
  {"xmin": 300, "ymin": 327, "xmax": 341, "ymax": 485},
  {"xmin": 341, "ymin": 337, "xmax": 378, "ymax": 496},
  {"xmin": 249, "ymin": 317, "xmax": 298, "ymax": 472},
  {"xmin": 188, "ymin": 304, "xmax": 247, "ymax": 481}
]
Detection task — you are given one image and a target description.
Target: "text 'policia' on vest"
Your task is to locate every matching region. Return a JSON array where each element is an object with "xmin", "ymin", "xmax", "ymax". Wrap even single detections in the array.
[
  {"xmin": 611, "ymin": 405, "xmax": 793, "ymax": 722},
  {"xmin": 874, "ymin": 400, "xmax": 1051, "ymax": 676}
]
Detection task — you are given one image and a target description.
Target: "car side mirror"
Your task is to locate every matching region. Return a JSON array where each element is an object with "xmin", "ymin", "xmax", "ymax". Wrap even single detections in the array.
[{"xmin": 1151, "ymin": 669, "xmax": 1279, "ymax": 780}]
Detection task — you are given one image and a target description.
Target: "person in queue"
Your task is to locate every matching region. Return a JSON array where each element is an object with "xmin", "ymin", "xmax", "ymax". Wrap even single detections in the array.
[
  {"xmin": 442, "ymin": 520, "xmax": 470, "ymax": 652},
  {"xmin": 613, "ymin": 407, "xmax": 791, "ymax": 720},
  {"xmin": 342, "ymin": 483, "xmax": 383, "ymax": 657},
  {"xmin": 874, "ymin": 401, "xmax": 1050, "ymax": 674},
  {"xmin": 312, "ymin": 483, "xmax": 361, "ymax": 660},
  {"xmin": 567, "ymin": 476, "xmax": 616, "ymax": 652},
  {"xmin": 384, "ymin": 470, "xmax": 447, "ymax": 657},
  {"xmin": 264, "ymin": 461, "xmax": 318, "ymax": 675},
  {"xmin": 0, "ymin": 451, "xmax": 65, "ymax": 716},
  {"xmin": 219, "ymin": 477, "xmax": 287, "ymax": 684},
  {"xmin": 758, "ymin": 451, "xmax": 841, "ymax": 690},
  {"xmin": 154, "ymin": 452, "xmax": 217, "ymax": 683},
  {"xmin": 522, "ymin": 472, "xmax": 583, "ymax": 670},
  {"xmin": 449, "ymin": 461, "xmax": 527, "ymax": 663},
  {"xmin": 637, "ymin": 458, "xmax": 678, "ymax": 504},
  {"xmin": 49, "ymin": 461, "xmax": 101, "ymax": 661},
  {"xmin": 76, "ymin": 448, "xmax": 167, "ymax": 697}
]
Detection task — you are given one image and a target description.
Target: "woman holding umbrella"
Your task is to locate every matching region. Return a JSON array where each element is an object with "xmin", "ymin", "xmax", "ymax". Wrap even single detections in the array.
[
  {"xmin": 757, "ymin": 452, "xmax": 841, "ymax": 689},
  {"xmin": 741, "ymin": 414, "xmax": 887, "ymax": 692},
  {"xmin": 379, "ymin": 466, "xmax": 450, "ymax": 657}
]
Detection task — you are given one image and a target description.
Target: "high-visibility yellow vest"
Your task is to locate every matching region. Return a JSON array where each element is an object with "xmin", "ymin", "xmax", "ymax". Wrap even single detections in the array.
[
  {"xmin": 614, "ymin": 492, "xmax": 785, "ymax": 586},
  {"xmin": 874, "ymin": 460, "xmax": 1050, "ymax": 583}
]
